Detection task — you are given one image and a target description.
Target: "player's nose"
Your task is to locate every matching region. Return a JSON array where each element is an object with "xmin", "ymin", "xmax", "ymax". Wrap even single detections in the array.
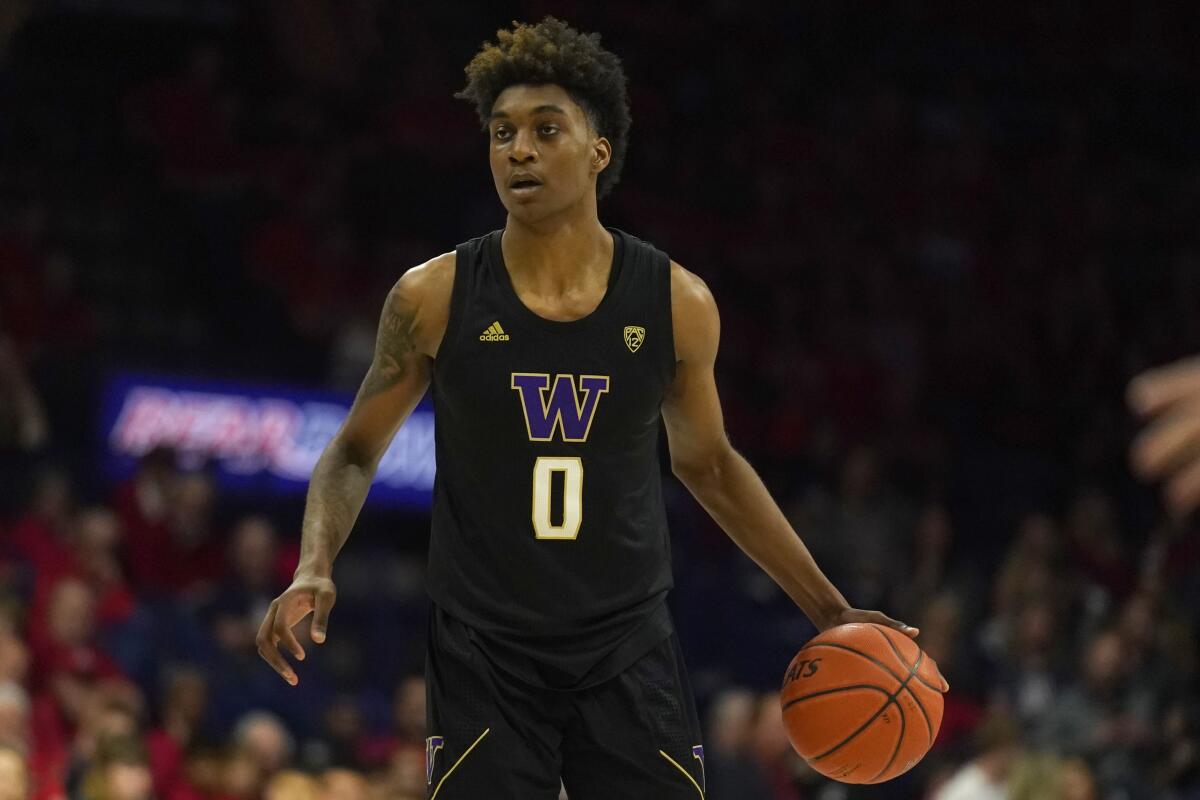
[{"xmin": 508, "ymin": 129, "xmax": 538, "ymax": 162}]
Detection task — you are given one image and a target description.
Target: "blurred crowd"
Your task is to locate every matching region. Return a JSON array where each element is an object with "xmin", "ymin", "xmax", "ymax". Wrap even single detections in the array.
[{"xmin": 1, "ymin": 1, "xmax": 1199, "ymax": 798}]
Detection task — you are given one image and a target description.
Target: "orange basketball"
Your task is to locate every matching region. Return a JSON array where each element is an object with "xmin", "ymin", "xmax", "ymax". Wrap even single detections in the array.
[{"xmin": 780, "ymin": 623, "xmax": 949, "ymax": 784}]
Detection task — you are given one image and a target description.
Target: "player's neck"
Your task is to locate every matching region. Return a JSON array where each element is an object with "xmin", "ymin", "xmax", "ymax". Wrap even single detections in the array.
[{"xmin": 501, "ymin": 209, "xmax": 611, "ymax": 293}]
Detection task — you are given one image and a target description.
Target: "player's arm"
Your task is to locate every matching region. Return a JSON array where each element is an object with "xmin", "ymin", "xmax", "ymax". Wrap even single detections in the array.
[
  {"xmin": 661, "ymin": 261, "xmax": 917, "ymax": 637},
  {"xmin": 257, "ymin": 252, "xmax": 454, "ymax": 685},
  {"xmin": 1129, "ymin": 355, "xmax": 1200, "ymax": 515}
]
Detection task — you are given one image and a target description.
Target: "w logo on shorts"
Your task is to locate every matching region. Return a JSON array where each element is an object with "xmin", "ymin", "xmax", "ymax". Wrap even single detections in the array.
[
  {"xmin": 426, "ymin": 736, "xmax": 444, "ymax": 785},
  {"xmin": 692, "ymin": 745, "xmax": 706, "ymax": 790}
]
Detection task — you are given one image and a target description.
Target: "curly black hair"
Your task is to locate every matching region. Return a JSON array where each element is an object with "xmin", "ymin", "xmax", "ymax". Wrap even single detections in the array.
[{"xmin": 455, "ymin": 16, "xmax": 631, "ymax": 200}]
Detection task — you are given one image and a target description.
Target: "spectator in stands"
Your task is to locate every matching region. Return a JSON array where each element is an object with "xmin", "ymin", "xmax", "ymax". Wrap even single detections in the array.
[
  {"xmin": 1065, "ymin": 491, "xmax": 1134, "ymax": 605},
  {"xmin": 1048, "ymin": 629, "xmax": 1155, "ymax": 794},
  {"xmin": 122, "ymin": 42, "xmax": 247, "ymax": 190},
  {"xmin": 319, "ymin": 768, "xmax": 369, "ymax": 800},
  {"xmin": 8, "ymin": 468, "xmax": 74, "ymax": 587},
  {"xmin": 121, "ymin": 468, "xmax": 223, "ymax": 599},
  {"xmin": 264, "ymin": 770, "xmax": 319, "ymax": 800},
  {"xmin": 750, "ymin": 693, "xmax": 802, "ymax": 800},
  {"xmin": 1157, "ymin": 699, "xmax": 1200, "ymax": 795},
  {"xmin": 0, "ymin": 744, "xmax": 31, "ymax": 800},
  {"xmin": 0, "ymin": 614, "xmax": 30, "ymax": 684},
  {"xmin": 64, "ymin": 687, "xmax": 143, "ymax": 795},
  {"xmin": 28, "ymin": 578, "xmax": 132, "ymax": 795},
  {"xmin": 205, "ymin": 516, "xmax": 284, "ymax": 657},
  {"xmin": 112, "ymin": 448, "xmax": 175, "ymax": 596},
  {"xmin": 933, "ymin": 711, "xmax": 1021, "ymax": 800},
  {"xmin": 796, "ymin": 446, "xmax": 911, "ymax": 613},
  {"xmin": 989, "ymin": 514, "xmax": 1062, "ymax": 624},
  {"xmin": 355, "ymin": 673, "xmax": 425, "ymax": 769},
  {"xmin": 166, "ymin": 744, "xmax": 224, "ymax": 800},
  {"xmin": 991, "ymin": 597, "xmax": 1065, "ymax": 747},
  {"xmin": 145, "ymin": 666, "xmax": 209, "ymax": 798},
  {"xmin": 68, "ymin": 509, "xmax": 136, "ymax": 628},
  {"xmin": 1058, "ymin": 758, "xmax": 1099, "ymax": 800},
  {"xmin": 0, "ymin": 682, "xmax": 29, "ymax": 750},
  {"xmin": 894, "ymin": 502, "xmax": 954, "ymax": 620},
  {"xmin": 78, "ymin": 735, "xmax": 153, "ymax": 800},
  {"xmin": 916, "ymin": 593, "xmax": 984, "ymax": 755},
  {"xmin": 1007, "ymin": 754, "xmax": 1098, "ymax": 800},
  {"xmin": 703, "ymin": 688, "xmax": 772, "ymax": 799},
  {"xmin": 221, "ymin": 746, "xmax": 265, "ymax": 800},
  {"xmin": 30, "ymin": 579, "xmax": 123, "ymax": 694},
  {"xmin": 317, "ymin": 695, "xmax": 366, "ymax": 770},
  {"xmin": 0, "ymin": 331, "xmax": 47, "ymax": 454},
  {"xmin": 232, "ymin": 711, "xmax": 293, "ymax": 778},
  {"xmin": 382, "ymin": 744, "xmax": 424, "ymax": 800}
]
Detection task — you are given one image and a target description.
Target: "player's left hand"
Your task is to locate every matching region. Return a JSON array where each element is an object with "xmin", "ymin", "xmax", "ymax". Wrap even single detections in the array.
[
  {"xmin": 1129, "ymin": 355, "xmax": 1200, "ymax": 516},
  {"xmin": 825, "ymin": 607, "xmax": 919, "ymax": 639}
]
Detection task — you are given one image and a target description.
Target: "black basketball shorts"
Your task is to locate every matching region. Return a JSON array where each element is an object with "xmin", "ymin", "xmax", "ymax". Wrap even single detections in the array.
[{"xmin": 424, "ymin": 609, "xmax": 707, "ymax": 800}]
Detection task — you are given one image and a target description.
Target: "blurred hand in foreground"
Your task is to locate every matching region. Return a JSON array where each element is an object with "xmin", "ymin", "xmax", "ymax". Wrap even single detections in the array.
[{"xmin": 1129, "ymin": 356, "xmax": 1200, "ymax": 516}]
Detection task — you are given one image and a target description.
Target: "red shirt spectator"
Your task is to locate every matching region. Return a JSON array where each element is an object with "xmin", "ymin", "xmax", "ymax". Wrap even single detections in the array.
[{"xmin": 115, "ymin": 468, "xmax": 224, "ymax": 597}]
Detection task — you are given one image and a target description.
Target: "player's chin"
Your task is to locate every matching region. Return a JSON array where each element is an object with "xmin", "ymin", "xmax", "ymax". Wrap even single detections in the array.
[{"xmin": 501, "ymin": 194, "xmax": 558, "ymax": 222}]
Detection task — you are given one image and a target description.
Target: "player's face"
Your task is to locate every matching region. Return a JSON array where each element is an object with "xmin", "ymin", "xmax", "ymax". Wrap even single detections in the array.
[{"xmin": 487, "ymin": 84, "xmax": 610, "ymax": 223}]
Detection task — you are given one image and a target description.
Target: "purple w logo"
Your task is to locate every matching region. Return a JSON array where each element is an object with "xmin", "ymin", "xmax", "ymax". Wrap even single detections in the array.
[{"xmin": 511, "ymin": 373, "xmax": 611, "ymax": 442}]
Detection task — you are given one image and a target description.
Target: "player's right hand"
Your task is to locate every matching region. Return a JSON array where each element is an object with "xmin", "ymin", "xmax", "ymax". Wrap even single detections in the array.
[{"xmin": 255, "ymin": 573, "xmax": 337, "ymax": 686}]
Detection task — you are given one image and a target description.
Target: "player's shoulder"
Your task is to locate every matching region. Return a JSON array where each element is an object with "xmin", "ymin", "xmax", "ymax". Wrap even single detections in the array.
[
  {"xmin": 388, "ymin": 249, "xmax": 456, "ymax": 357},
  {"xmin": 668, "ymin": 259, "xmax": 717, "ymax": 318},
  {"xmin": 668, "ymin": 260, "xmax": 719, "ymax": 363},
  {"xmin": 394, "ymin": 249, "xmax": 456, "ymax": 303}
]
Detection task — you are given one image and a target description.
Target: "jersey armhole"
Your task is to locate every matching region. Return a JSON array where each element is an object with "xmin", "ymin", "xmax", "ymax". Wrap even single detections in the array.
[
  {"xmin": 660, "ymin": 250, "xmax": 678, "ymax": 385},
  {"xmin": 434, "ymin": 245, "xmax": 468, "ymax": 374}
]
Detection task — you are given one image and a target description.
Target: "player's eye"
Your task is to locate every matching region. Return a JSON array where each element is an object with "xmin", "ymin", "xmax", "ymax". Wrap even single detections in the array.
[
  {"xmin": 539, "ymin": 125, "xmax": 559, "ymax": 136},
  {"xmin": 493, "ymin": 128, "xmax": 511, "ymax": 141}
]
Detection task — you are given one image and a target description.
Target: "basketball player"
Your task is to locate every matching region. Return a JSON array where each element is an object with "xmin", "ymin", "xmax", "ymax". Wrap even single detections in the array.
[
  {"xmin": 255, "ymin": 17, "xmax": 917, "ymax": 799},
  {"xmin": 1130, "ymin": 355, "xmax": 1200, "ymax": 515}
]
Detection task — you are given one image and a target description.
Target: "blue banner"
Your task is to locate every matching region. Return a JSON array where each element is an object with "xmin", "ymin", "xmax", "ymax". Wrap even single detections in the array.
[{"xmin": 100, "ymin": 373, "xmax": 436, "ymax": 508}]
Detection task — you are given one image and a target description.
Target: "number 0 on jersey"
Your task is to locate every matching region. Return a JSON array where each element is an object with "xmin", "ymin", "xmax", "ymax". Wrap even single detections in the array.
[{"xmin": 532, "ymin": 457, "xmax": 583, "ymax": 539}]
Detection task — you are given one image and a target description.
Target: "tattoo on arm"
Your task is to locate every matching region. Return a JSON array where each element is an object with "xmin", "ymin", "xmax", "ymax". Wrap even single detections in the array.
[{"xmin": 359, "ymin": 292, "xmax": 418, "ymax": 398}]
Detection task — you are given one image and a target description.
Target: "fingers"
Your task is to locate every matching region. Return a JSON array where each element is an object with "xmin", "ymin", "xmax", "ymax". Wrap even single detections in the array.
[
  {"xmin": 840, "ymin": 609, "xmax": 919, "ymax": 638},
  {"xmin": 865, "ymin": 610, "xmax": 919, "ymax": 638},
  {"xmin": 1128, "ymin": 358, "xmax": 1200, "ymax": 516},
  {"xmin": 255, "ymin": 601, "xmax": 298, "ymax": 686},
  {"xmin": 1131, "ymin": 399, "xmax": 1200, "ymax": 480},
  {"xmin": 276, "ymin": 614, "xmax": 306, "ymax": 664},
  {"xmin": 311, "ymin": 584, "xmax": 337, "ymax": 644},
  {"xmin": 1165, "ymin": 457, "xmax": 1200, "ymax": 517},
  {"xmin": 1129, "ymin": 357, "xmax": 1200, "ymax": 417},
  {"xmin": 929, "ymin": 658, "xmax": 950, "ymax": 693}
]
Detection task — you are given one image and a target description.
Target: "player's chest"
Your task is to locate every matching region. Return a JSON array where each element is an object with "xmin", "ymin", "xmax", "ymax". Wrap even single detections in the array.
[{"xmin": 436, "ymin": 309, "xmax": 670, "ymax": 442}]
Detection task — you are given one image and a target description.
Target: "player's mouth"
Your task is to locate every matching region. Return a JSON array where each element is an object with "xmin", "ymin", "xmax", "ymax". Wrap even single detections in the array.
[{"xmin": 508, "ymin": 173, "xmax": 543, "ymax": 197}]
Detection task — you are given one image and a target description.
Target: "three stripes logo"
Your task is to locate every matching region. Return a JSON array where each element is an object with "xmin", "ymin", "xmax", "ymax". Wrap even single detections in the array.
[{"xmin": 480, "ymin": 321, "xmax": 510, "ymax": 342}]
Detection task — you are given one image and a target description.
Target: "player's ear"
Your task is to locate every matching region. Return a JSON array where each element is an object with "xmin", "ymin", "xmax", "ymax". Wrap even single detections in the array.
[{"xmin": 590, "ymin": 137, "xmax": 611, "ymax": 175}]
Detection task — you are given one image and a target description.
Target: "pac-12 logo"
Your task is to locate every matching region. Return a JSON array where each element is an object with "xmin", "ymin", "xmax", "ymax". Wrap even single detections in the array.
[{"xmin": 624, "ymin": 325, "xmax": 645, "ymax": 353}]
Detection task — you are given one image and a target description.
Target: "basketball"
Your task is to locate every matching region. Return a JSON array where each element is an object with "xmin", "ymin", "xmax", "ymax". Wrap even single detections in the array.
[{"xmin": 780, "ymin": 623, "xmax": 949, "ymax": 784}]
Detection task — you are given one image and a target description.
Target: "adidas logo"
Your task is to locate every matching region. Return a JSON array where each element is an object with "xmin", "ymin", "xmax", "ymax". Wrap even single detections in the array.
[{"xmin": 479, "ymin": 321, "xmax": 510, "ymax": 342}]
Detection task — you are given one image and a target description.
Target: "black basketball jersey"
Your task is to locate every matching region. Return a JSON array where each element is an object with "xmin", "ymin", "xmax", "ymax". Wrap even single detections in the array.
[{"xmin": 426, "ymin": 227, "xmax": 676, "ymax": 689}]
